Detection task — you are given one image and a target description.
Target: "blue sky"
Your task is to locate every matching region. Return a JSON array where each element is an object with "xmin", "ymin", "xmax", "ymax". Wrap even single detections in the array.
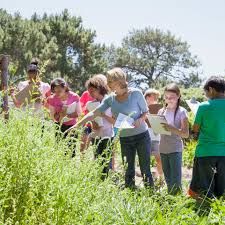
[{"xmin": 1, "ymin": 0, "xmax": 225, "ymax": 78}]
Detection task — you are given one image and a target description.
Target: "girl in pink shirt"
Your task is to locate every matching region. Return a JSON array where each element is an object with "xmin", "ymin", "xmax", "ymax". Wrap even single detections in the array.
[{"xmin": 47, "ymin": 78, "xmax": 81, "ymax": 156}]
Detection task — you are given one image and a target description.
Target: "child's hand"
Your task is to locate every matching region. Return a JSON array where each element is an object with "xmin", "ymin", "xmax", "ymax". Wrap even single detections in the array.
[
  {"xmin": 9, "ymin": 87, "xmax": 15, "ymax": 96},
  {"xmin": 161, "ymin": 123, "xmax": 174, "ymax": 132},
  {"xmin": 133, "ymin": 118, "xmax": 142, "ymax": 128},
  {"xmin": 59, "ymin": 110, "xmax": 67, "ymax": 122},
  {"xmin": 92, "ymin": 121, "xmax": 100, "ymax": 130}
]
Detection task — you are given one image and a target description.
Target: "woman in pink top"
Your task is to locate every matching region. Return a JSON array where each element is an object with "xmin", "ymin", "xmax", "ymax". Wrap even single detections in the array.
[{"xmin": 47, "ymin": 78, "xmax": 81, "ymax": 156}]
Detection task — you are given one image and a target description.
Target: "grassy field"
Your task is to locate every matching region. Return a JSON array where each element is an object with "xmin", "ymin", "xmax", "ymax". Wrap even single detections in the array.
[{"xmin": 0, "ymin": 110, "xmax": 225, "ymax": 225}]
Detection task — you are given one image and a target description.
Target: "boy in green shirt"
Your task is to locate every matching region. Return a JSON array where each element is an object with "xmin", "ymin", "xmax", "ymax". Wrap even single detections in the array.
[{"xmin": 189, "ymin": 76, "xmax": 225, "ymax": 198}]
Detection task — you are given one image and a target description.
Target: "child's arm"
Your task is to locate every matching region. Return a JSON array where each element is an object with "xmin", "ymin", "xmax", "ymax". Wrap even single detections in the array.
[
  {"xmin": 162, "ymin": 117, "xmax": 189, "ymax": 138},
  {"xmin": 66, "ymin": 109, "xmax": 102, "ymax": 132},
  {"xmin": 101, "ymin": 113, "xmax": 116, "ymax": 125},
  {"xmin": 10, "ymin": 87, "xmax": 22, "ymax": 108},
  {"xmin": 192, "ymin": 124, "xmax": 200, "ymax": 140},
  {"xmin": 47, "ymin": 105, "xmax": 57, "ymax": 121}
]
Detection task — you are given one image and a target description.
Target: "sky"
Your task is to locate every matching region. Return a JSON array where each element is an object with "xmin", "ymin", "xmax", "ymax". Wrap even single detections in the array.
[{"xmin": 1, "ymin": 0, "xmax": 225, "ymax": 78}]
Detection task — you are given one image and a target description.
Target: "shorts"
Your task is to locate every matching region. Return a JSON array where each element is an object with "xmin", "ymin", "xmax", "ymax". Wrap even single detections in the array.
[
  {"xmin": 84, "ymin": 126, "xmax": 92, "ymax": 135},
  {"xmin": 190, "ymin": 156, "xmax": 225, "ymax": 198},
  {"xmin": 151, "ymin": 141, "xmax": 160, "ymax": 156}
]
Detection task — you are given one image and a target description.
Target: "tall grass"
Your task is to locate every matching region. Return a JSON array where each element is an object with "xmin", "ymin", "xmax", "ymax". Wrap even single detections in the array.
[{"xmin": 0, "ymin": 110, "xmax": 224, "ymax": 224}]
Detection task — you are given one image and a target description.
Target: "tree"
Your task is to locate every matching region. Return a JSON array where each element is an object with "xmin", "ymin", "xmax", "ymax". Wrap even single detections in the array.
[
  {"xmin": 0, "ymin": 9, "xmax": 107, "ymax": 92},
  {"xmin": 110, "ymin": 27, "xmax": 202, "ymax": 88}
]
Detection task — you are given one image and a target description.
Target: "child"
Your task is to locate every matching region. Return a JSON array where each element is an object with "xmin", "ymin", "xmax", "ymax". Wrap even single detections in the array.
[
  {"xmin": 159, "ymin": 83, "xmax": 189, "ymax": 194},
  {"xmin": 47, "ymin": 78, "xmax": 81, "ymax": 157},
  {"xmin": 79, "ymin": 89, "xmax": 95, "ymax": 153},
  {"xmin": 79, "ymin": 75, "xmax": 107, "ymax": 153},
  {"xmin": 10, "ymin": 60, "xmax": 50, "ymax": 114},
  {"xmin": 85, "ymin": 74, "xmax": 115, "ymax": 179},
  {"xmin": 189, "ymin": 76, "xmax": 225, "ymax": 199},
  {"xmin": 69, "ymin": 68, "xmax": 154, "ymax": 188},
  {"xmin": 144, "ymin": 89, "xmax": 163, "ymax": 178}
]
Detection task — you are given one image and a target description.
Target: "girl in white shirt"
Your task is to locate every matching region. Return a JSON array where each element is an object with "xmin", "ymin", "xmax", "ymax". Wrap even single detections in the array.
[{"xmin": 85, "ymin": 74, "xmax": 115, "ymax": 180}]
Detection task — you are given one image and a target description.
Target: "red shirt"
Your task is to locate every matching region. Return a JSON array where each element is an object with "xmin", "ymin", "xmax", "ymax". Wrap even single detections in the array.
[{"xmin": 80, "ymin": 90, "xmax": 94, "ymax": 114}]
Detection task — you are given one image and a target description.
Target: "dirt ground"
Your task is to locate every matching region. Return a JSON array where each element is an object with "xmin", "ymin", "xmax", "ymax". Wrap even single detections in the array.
[{"xmin": 113, "ymin": 157, "xmax": 193, "ymax": 188}]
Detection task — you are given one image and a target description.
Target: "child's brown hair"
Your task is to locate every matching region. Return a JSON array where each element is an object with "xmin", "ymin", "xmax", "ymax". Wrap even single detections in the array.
[
  {"xmin": 164, "ymin": 83, "xmax": 181, "ymax": 120},
  {"xmin": 144, "ymin": 89, "xmax": 161, "ymax": 100},
  {"xmin": 85, "ymin": 74, "xmax": 109, "ymax": 96}
]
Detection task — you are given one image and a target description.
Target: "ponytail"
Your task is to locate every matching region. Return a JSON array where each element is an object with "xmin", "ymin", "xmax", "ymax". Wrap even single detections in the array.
[{"xmin": 174, "ymin": 97, "xmax": 180, "ymax": 121}]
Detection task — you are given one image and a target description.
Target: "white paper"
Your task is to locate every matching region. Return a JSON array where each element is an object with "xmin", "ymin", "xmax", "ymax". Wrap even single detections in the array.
[
  {"xmin": 147, "ymin": 114, "xmax": 171, "ymax": 135},
  {"xmin": 86, "ymin": 101, "xmax": 103, "ymax": 126},
  {"xmin": 114, "ymin": 113, "xmax": 134, "ymax": 129},
  {"xmin": 186, "ymin": 98, "xmax": 200, "ymax": 115},
  {"xmin": 86, "ymin": 101, "xmax": 100, "ymax": 111},
  {"xmin": 66, "ymin": 102, "xmax": 77, "ymax": 114}
]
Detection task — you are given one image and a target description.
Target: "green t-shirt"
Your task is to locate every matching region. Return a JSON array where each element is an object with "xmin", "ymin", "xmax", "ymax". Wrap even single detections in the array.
[{"xmin": 194, "ymin": 99, "xmax": 225, "ymax": 157}]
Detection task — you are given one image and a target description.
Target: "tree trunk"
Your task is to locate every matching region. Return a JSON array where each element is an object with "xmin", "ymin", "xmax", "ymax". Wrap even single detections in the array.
[{"xmin": 0, "ymin": 55, "xmax": 9, "ymax": 120}]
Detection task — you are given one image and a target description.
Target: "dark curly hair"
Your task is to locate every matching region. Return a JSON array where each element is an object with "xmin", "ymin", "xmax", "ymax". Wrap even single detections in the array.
[{"xmin": 203, "ymin": 76, "xmax": 225, "ymax": 93}]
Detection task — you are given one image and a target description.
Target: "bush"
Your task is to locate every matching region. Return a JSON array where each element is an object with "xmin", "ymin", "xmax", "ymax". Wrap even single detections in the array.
[{"xmin": 0, "ymin": 110, "xmax": 223, "ymax": 224}]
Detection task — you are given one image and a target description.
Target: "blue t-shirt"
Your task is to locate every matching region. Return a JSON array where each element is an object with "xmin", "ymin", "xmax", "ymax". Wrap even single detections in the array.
[{"xmin": 97, "ymin": 88, "xmax": 148, "ymax": 137}]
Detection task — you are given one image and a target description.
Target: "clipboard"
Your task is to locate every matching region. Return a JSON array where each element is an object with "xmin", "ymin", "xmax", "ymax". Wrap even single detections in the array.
[
  {"xmin": 186, "ymin": 98, "xmax": 200, "ymax": 115},
  {"xmin": 147, "ymin": 114, "xmax": 171, "ymax": 135}
]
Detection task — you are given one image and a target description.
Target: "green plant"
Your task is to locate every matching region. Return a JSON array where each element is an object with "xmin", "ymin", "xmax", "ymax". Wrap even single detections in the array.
[
  {"xmin": 183, "ymin": 140, "xmax": 197, "ymax": 168},
  {"xmin": 0, "ymin": 109, "xmax": 223, "ymax": 224}
]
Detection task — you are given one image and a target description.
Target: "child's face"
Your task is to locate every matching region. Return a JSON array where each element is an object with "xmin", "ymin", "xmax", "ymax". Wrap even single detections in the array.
[
  {"xmin": 146, "ymin": 95, "xmax": 157, "ymax": 105},
  {"xmin": 164, "ymin": 91, "xmax": 180, "ymax": 108},
  {"xmin": 204, "ymin": 87, "xmax": 214, "ymax": 99},
  {"xmin": 108, "ymin": 81, "xmax": 126, "ymax": 96},
  {"xmin": 28, "ymin": 71, "xmax": 37, "ymax": 82},
  {"xmin": 88, "ymin": 87, "xmax": 102, "ymax": 101},
  {"xmin": 54, "ymin": 86, "xmax": 67, "ymax": 98}
]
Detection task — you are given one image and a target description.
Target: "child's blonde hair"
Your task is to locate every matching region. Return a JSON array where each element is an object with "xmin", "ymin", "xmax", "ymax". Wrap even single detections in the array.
[
  {"xmin": 106, "ymin": 68, "xmax": 127, "ymax": 87},
  {"xmin": 144, "ymin": 89, "xmax": 161, "ymax": 100}
]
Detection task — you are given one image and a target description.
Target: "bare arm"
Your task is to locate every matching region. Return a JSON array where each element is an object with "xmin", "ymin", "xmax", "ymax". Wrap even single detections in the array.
[
  {"xmin": 192, "ymin": 124, "xmax": 200, "ymax": 140},
  {"xmin": 67, "ymin": 109, "xmax": 102, "ymax": 132},
  {"xmin": 48, "ymin": 105, "xmax": 56, "ymax": 121},
  {"xmin": 9, "ymin": 87, "xmax": 21, "ymax": 108},
  {"xmin": 133, "ymin": 112, "xmax": 148, "ymax": 128},
  {"xmin": 67, "ymin": 112, "xmax": 79, "ymax": 118},
  {"xmin": 162, "ymin": 117, "xmax": 189, "ymax": 138},
  {"xmin": 102, "ymin": 113, "xmax": 116, "ymax": 125},
  {"xmin": 11, "ymin": 94, "xmax": 21, "ymax": 108}
]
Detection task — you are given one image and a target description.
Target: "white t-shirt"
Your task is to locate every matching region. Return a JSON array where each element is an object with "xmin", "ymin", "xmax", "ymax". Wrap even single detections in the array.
[
  {"xmin": 18, "ymin": 81, "xmax": 50, "ymax": 97},
  {"xmin": 17, "ymin": 81, "xmax": 50, "ymax": 117},
  {"xmin": 91, "ymin": 107, "xmax": 114, "ymax": 139}
]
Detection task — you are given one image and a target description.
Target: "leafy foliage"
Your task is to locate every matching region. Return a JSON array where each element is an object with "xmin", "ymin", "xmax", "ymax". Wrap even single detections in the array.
[
  {"xmin": 0, "ymin": 110, "xmax": 224, "ymax": 224},
  {"xmin": 0, "ymin": 9, "xmax": 107, "ymax": 92},
  {"xmin": 107, "ymin": 27, "xmax": 202, "ymax": 88}
]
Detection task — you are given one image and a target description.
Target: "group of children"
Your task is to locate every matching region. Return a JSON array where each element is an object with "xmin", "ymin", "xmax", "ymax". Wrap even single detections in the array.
[{"xmin": 10, "ymin": 60, "xmax": 225, "ymax": 198}]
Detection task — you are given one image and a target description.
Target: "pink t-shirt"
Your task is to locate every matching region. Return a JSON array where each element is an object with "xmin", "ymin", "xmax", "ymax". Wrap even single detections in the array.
[
  {"xmin": 47, "ymin": 91, "xmax": 80, "ymax": 126},
  {"xmin": 80, "ymin": 90, "xmax": 94, "ymax": 114}
]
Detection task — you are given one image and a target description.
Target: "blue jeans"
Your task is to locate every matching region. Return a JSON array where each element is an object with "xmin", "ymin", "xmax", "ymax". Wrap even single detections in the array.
[
  {"xmin": 160, "ymin": 152, "xmax": 182, "ymax": 194},
  {"xmin": 120, "ymin": 131, "xmax": 154, "ymax": 188}
]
